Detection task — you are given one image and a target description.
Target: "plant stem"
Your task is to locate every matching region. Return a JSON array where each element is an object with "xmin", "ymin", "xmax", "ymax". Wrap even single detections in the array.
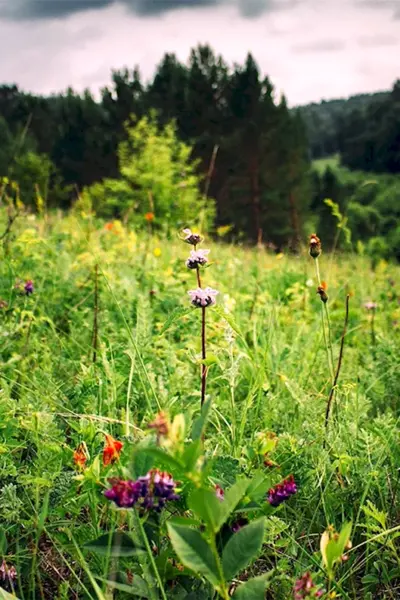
[
  {"xmin": 314, "ymin": 257, "xmax": 334, "ymax": 381},
  {"xmin": 325, "ymin": 294, "xmax": 350, "ymax": 436},
  {"xmin": 134, "ymin": 510, "xmax": 167, "ymax": 600},
  {"xmin": 196, "ymin": 261, "xmax": 207, "ymax": 408},
  {"xmin": 92, "ymin": 263, "xmax": 99, "ymax": 363}
]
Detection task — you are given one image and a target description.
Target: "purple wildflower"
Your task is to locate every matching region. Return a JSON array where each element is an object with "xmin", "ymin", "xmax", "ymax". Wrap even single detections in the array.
[
  {"xmin": 364, "ymin": 301, "xmax": 378, "ymax": 311},
  {"xmin": 186, "ymin": 249, "xmax": 210, "ymax": 270},
  {"xmin": 24, "ymin": 280, "xmax": 34, "ymax": 296},
  {"xmin": 182, "ymin": 228, "xmax": 203, "ymax": 246},
  {"xmin": 215, "ymin": 484, "xmax": 224, "ymax": 501},
  {"xmin": 293, "ymin": 572, "xmax": 324, "ymax": 599},
  {"xmin": 0, "ymin": 559, "xmax": 17, "ymax": 583},
  {"xmin": 188, "ymin": 287, "xmax": 219, "ymax": 308},
  {"xmin": 232, "ymin": 518, "xmax": 248, "ymax": 533},
  {"xmin": 267, "ymin": 475, "xmax": 297, "ymax": 507},
  {"xmin": 104, "ymin": 469, "xmax": 179, "ymax": 512}
]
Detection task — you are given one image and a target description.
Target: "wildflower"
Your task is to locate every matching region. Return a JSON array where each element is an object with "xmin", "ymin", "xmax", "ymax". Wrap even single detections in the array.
[
  {"xmin": 364, "ymin": 301, "xmax": 378, "ymax": 311},
  {"xmin": 182, "ymin": 228, "xmax": 203, "ymax": 246},
  {"xmin": 104, "ymin": 469, "xmax": 179, "ymax": 512},
  {"xmin": 145, "ymin": 212, "xmax": 155, "ymax": 222},
  {"xmin": 104, "ymin": 222, "xmax": 114, "ymax": 231},
  {"xmin": 153, "ymin": 247, "xmax": 162, "ymax": 257},
  {"xmin": 102, "ymin": 434, "xmax": 123, "ymax": 467},
  {"xmin": 309, "ymin": 234, "xmax": 322, "ymax": 259},
  {"xmin": 148, "ymin": 412, "xmax": 170, "ymax": 439},
  {"xmin": 73, "ymin": 442, "xmax": 88, "ymax": 470},
  {"xmin": 0, "ymin": 299, "xmax": 8, "ymax": 309},
  {"xmin": 0, "ymin": 559, "xmax": 17, "ymax": 583},
  {"xmin": 24, "ymin": 280, "xmax": 34, "ymax": 295},
  {"xmin": 317, "ymin": 286, "xmax": 328, "ymax": 303},
  {"xmin": 293, "ymin": 572, "xmax": 324, "ymax": 599},
  {"xmin": 215, "ymin": 484, "xmax": 224, "ymax": 501},
  {"xmin": 267, "ymin": 475, "xmax": 297, "ymax": 507},
  {"xmin": 188, "ymin": 287, "xmax": 219, "ymax": 308},
  {"xmin": 186, "ymin": 249, "xmax": 210, "ymax": 270}
]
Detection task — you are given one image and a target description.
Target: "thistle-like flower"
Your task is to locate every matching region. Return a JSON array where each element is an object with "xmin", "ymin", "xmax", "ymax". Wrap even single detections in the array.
[
  {"xmin": 188, "ymin": 287, "xmax": 218, "ymax": 308},
  {"xmin": 0, "ymin": 559, "xmax": 17, "ymax": 583},
  {"xmin": 182, "ymin": 228, "xmax": 203, "ymax": 246},
  {"xmin": 293, "ymin": 572, "xmax": 324, "ymax": 599},
  {"xmin": 267, "ymin": 475, "xmax": 297, "ymax": 507},
  {"xmin": 317, "ymin": 286, "xmax": 328, "ymax": 304},
  {"xmin": 309, "ymin": 234, "xmax": 322, "ymax": 259},
  {"xmin": 186, "ymin": 249, "xmax": 210, "ymax": 270},
  {"xmin": 24, "ymin": 280, "xmax": 34, "ymax": 295},
  {"xmin": 364, "ymin": 301, "xmax": 378, "ymax": 311},
  {"xmin": 104, "ymin": 469, "xmax": 179, "ymax": 512}
]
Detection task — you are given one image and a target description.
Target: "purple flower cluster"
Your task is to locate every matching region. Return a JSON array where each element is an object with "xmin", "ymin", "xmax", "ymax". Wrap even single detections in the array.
[
  {"xmin": 24, "ymin": 280, "xmax": 34, "ymax": 295},
  {"xmin": 293, "ymin": 572, "xmax": 324, "ymax": 599},
  {"xmin": 267, "ymin": 475, "xmax": 297, "ymax": 507},
  {"xmin": 186, "ymin": 249, "xmax": 210, "ymax": 270},
  {"xmin": 104, "ymin": 469, "xmax": 179, "ymax": 512},
  {"xmin": 188, "ymin": 287, "xmax": 219, "ymax": 308}
]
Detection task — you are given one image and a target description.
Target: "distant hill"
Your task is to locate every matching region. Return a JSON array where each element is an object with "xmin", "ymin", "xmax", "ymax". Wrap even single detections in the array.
[{"xmin": 296, "ymin": 91, "xmax": 389, "ymax": 159}]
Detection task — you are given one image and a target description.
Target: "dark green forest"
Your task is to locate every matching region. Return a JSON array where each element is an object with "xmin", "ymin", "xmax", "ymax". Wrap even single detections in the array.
[{"xmin": 0, "ymin": 45, "xmax": 399, "ymax": 255}]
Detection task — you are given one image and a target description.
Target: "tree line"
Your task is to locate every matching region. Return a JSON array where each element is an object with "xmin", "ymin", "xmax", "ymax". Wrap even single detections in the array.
[{"xmin": 0, "ymin": 45, "xmax": 399, "ymax": 251}]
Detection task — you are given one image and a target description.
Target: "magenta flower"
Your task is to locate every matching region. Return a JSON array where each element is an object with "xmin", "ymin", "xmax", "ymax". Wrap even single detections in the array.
[
  {"xmin": 186, "ymin": 249, "xmax": 210, "ymax": 270},
  {"xmin": 267, "ymin": 475, "xmax": 297, "ymax": 507},
  {"xmin": 0, "ymin": 559, "xmax": 17, "ymax": 583},
  {"xmin": 215, "ymin": 484, "xmax": 224, "ymax": 501},
  {"xmin": 105, "ymin": 469, "xmax": 179, "ymax": 512},
  {"xmin": 182, "ymin": 228, "xmax": 203, "ymax": 246},
  {"xmin": 293, "ymin": 572, "xmax": 324, "ymax": 599},
  {"xmin": 188, "ymin": 287, "xmax": 218, "ymax": 308},
  {"xmin": 24, "ymin": 280, "xmax": 34, "ymax": 295},
  {"xmin": 364, "ymin": 301, "xmax": 378, "ymax": 311}
]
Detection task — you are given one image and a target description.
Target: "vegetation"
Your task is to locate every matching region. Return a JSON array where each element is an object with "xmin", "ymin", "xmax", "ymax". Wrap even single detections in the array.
[{"xmin": 0, "ymin": 205, "xmax": 399, "ymax": 598}]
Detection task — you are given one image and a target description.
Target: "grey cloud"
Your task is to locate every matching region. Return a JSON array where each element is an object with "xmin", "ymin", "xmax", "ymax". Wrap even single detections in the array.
[
  {"xmin": 357, "ymin": 34, "xmax": 398, "ymax": 47},
  {"xmin": 0, "ymin": 0, "xmax": 299, "ymax": 21},
  {"xmin": 292, "ymin": 39, "xmax": 346, "ymax": 53}
]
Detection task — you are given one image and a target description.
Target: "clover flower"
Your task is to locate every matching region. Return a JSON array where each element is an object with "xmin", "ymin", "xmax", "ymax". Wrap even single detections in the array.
[
  {"xmin": 24, "ymin": 280, "xmax": 34, "ymax": 295},
  {"xmin": 0, "ymin": 559, "xmax": 17, "ymax": 583},
  {"xmin": 364, "ymin": 301, "xmax": 378, "ymax": 311},
  {"xmin": 188, "ymin": 287, "xmax": 219, "ymax": 308},
  {"xmin": 294, "ymin": 572, "xmax": 324, "ymax": 599},
  {"xmin": 102, "ymin": 434, "xmax": 123, "ymax": 466},
  {"xmin": 182, "ymin": 228, "xmax": 203, "ymax": 246},
  {"xmin": 309, "ymin": 234, "xmax": 322, "ymax": 259},
  {"xmin": 186, "ymin": 249, "xmax": 210, "ymax": 270},
  {"xmin": 105, "ymin": 469, "xmax": 179, "ymax": 512},
  {"xmin": 267, "ymin": 475, "xmax": 297, "ymax": 507}
]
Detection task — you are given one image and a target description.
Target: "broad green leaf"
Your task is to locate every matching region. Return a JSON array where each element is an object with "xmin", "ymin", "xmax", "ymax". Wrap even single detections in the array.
[
  {"xmin": 188, "ymin": 489, "xmax": 222, "ymax": 532},
  {"xmin": 0, "ymin": 590, "xmax": 22, "ymax": 600},
  {"xmin": 85, "ymin": 532, "xmax": 145, "ymax": 557},
  {"xmin": 233, "ymin": 574, "xmax": 271, "ymax": 599},
  {"xmin": 132, "ymin": 446, "xmax": 183, "ymax": 477},
  {"xmin": 97, "ymin": 575, "xmax": 150, "ymax": 598},
  {"xmin": 181, "ymin": 440, "xmax": 203, "ymax": 472},
  {"xmin": 222, "ymin": 518, "xmax": 266, "ymax": 580},
  {"xmin": 216, "ymin": 478, "xmax": 249, "ymax": 530},
  {"xmin": 167, "ymin": 522, "xmax": 220, "ymax": 587}
]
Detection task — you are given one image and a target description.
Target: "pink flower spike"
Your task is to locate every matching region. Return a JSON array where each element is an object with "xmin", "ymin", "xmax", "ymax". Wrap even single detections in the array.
[{"xmin": 188, "ymin": 287, "xmax": 219, "ymax": 308}]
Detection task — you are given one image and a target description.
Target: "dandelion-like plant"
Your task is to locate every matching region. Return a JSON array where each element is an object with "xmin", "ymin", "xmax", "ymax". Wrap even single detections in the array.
[{"xmin": 182, "ymin": 228, "xmax": 218, "ymax": 408}]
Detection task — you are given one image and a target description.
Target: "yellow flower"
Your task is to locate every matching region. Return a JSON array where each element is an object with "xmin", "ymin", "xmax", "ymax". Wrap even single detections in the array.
[{"xmin": 153, "ymin": 247, "xmax": 162, "ymax": 257}]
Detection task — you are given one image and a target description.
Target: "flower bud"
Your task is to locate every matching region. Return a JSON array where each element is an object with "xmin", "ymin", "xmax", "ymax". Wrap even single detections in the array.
[
  {"xmin": 309, "ymin": 234, "xmax": 322, "ymax": 259},
  {"xmin": 317, "ymin": 286, "xmax": 328, "ymax": 303}
]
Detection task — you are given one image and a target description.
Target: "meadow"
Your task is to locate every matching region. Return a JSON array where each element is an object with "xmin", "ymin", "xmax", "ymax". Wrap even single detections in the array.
[{"xmin": 0, "ymin": 212, "xmax": 399, "ymax": 600}]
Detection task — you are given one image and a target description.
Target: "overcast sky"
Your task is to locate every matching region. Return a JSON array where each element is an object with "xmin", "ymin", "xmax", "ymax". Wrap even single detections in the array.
[{"xmin": 0, "ymin": 0, "xmax": 399, "ymax": 105}]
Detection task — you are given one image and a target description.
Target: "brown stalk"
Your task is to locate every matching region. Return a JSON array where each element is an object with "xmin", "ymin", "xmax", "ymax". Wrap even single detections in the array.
[{"xmin": 325, "ymin": 294, "xmax": 350, "ymax": 435}]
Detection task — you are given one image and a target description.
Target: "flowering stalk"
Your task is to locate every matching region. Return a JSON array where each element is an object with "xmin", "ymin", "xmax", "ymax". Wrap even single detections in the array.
[{"xmin": 183, "ymin": 229, "xmax": 218, "ymax": 408}]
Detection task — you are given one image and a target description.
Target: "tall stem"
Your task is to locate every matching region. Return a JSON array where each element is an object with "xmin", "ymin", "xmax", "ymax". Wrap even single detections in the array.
[
  {"xmin": 134, "ymin": 510, "xmax": 167, "ymax": 600},
  {"xmin": 92, "ymin": 263, "xmax": 99, "ymax": 364},
  {"xmin": 314, "ymin": 257, "xmax": 334, "ymax": 382},
  {"xmin": 196, "ymin": 261, "xmax": 207, "ymax": 408},
  {"xmin": 325, "ymin": 294, "xmax": 350, "ymax": 437}
]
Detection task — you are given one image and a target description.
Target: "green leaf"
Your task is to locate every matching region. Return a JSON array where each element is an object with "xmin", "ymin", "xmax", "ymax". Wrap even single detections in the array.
[
  {"xmin": 85, "ymin": 532, "xmax": 145, "ymax": 557},
  {"xmin": 181, "ymin": 440, "xmax": 203, "ymax": 472},
  {"xmin": 233, "ymin": 574, "xmax": 271, "ymax": 599},
  {"xmin": 222, "ymin": 518, "xmax": 266, "ymax": 580},
  {"xmin": 132, "ymin": 446, "xmax": 183, "ymax": 477},
  {"xmin": 97, "ymin": 575, "xmax": 150, "ymax": 598},
  {"xmin": 192, "ymin": 398, "xmax": 212, "ymax": 441},
  {"xmin": 167, "ymin": 522, "xmax": 220, "ymax": 587},
  {"xmin": 216, "ymin": 478, "xmax": 250, "ymax": 530},
  {"xmin": 159, "ymin": 307, "xmax": 194, "ymax": 335},
  {"xmin": 188, "ymin": 489, "xmax": 222, "ymax": 532},
  {"xmin": 0, "ymin": 590, "xmax": 22, "ymax": 600}
]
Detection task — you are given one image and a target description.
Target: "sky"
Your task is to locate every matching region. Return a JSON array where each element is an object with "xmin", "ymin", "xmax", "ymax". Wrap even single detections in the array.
[{"xmin": 0, "ymin": 0, "xmax": 399, "ymax": 106}]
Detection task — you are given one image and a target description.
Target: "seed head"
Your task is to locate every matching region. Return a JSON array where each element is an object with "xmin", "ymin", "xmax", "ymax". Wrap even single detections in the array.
[
  {"xmin": 186, "ymin": 249, "xmax": 210, "ymax": 270},
  {"xmin": 182, "ymin": 228, "xmax": 203, "ymax": 246},
  {"xmin": 309, "ymin": 234, "xmax": 322, "ymax": 259},
  {"xmin": 188, "ymin": 287, "xmax": 219, "ymax": 308},
  {"xmin": 317, "ymin": 286, "xmax": 328, "ymax": 303}
]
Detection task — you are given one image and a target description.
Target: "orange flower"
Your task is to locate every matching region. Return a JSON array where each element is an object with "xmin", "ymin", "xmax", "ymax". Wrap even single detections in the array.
[
  {"xmin": 104, "ymin": 222, "xmax": 114, "ymax": 231},
  {"xmin": 73, "ymin": 443, "xmax": 88, "ymax": 470},
  {"xmin": 103, "ymin": 434, "xmax": 123, "ymax": 466},
  {"xmin": 145, "ymin": 212, "xmax": 155, "ymax": 222}
]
